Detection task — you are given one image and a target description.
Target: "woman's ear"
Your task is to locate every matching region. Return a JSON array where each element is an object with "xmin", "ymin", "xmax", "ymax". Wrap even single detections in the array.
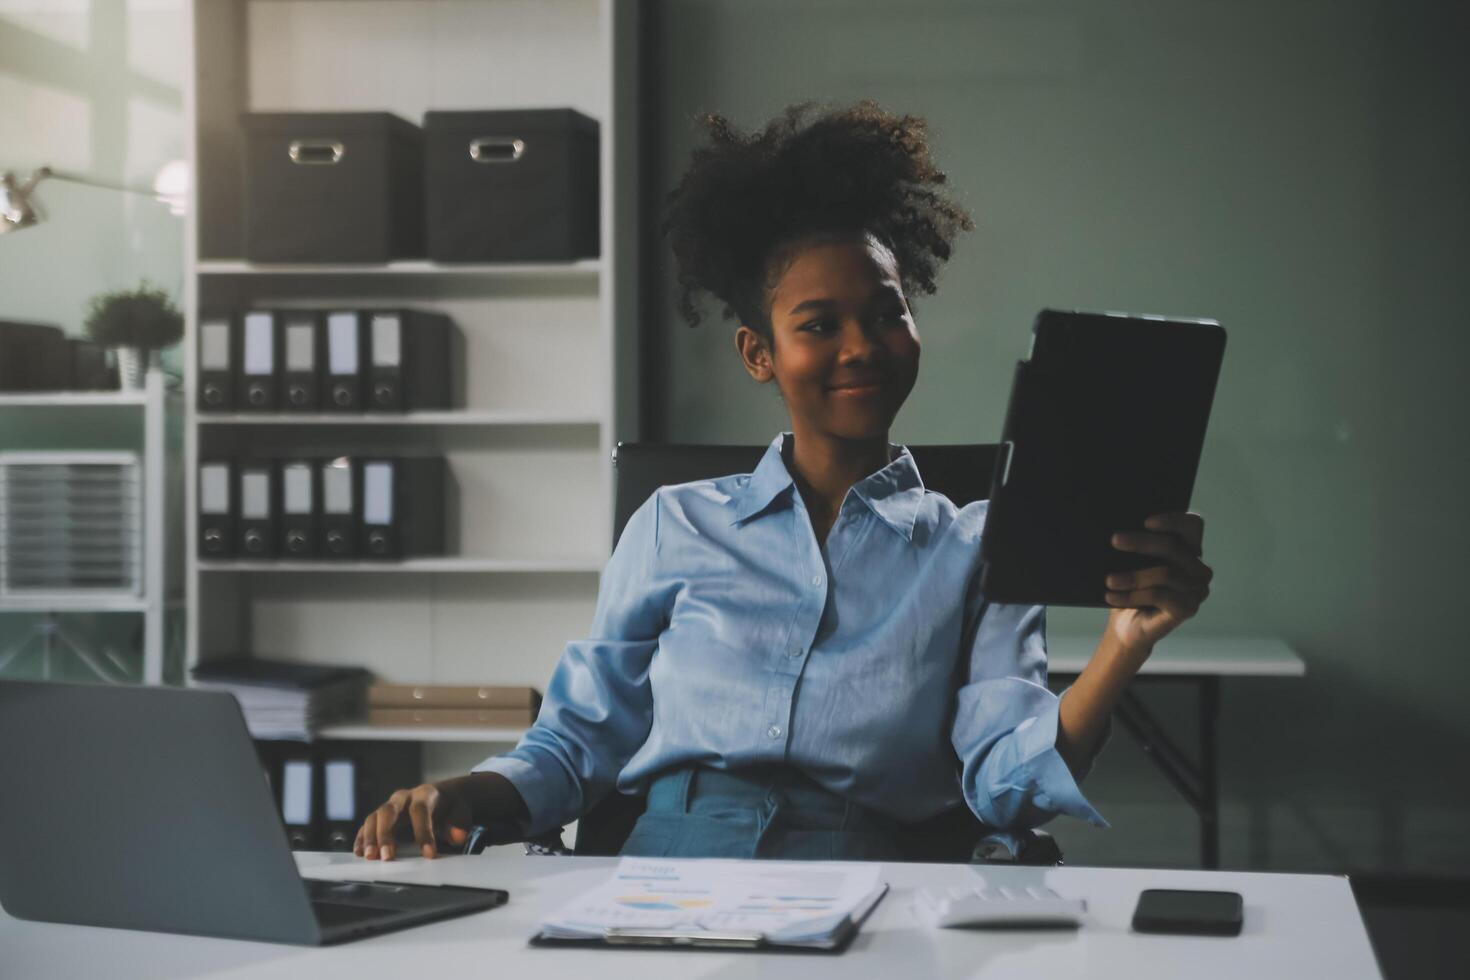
[{"xmin": 735, "ymin": 325, "xmax": 775, "ymax": 383}]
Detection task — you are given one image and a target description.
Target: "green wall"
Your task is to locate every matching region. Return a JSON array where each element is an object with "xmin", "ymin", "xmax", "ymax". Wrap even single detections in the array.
[
  {"xmin": 653, "ymin": 0, "xmax": 1470, "ymax": 872},
  {"xmin": 4, "ymin": 0, "xmax": 1466, "ymax": 875}
]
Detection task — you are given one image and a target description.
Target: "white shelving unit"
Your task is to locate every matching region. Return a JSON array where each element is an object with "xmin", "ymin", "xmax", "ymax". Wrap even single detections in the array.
[
  {"xmin": 0, "ymin": 372, "xmax": 174, "ymax": 684},
  {"xmin": 198, "ymin": 558, "xmax": 605, "ymax": 574},
  {"xmin": 196, "ymin": 410, "xmax": 602, "ymax": 427},
  {"xmin": 183, "ymin": 0, "xmax": 643, "ymax": 761},
  {"xmin": 197, "ymin": 260, "xmax": 602, "ymax": 278},
  {"xmin": 0, "ymin": 391, "xmax": 150, "ymax": 407}
]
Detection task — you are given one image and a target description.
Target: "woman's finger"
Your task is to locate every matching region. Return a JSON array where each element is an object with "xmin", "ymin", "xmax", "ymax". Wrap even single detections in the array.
[
  {"xmin": 1111, "ymin": 530, "xmax": 1201, "ymax": 569},
  {"xmin": 408, "ymin": 789, "xmax": 438, "ymax": 859},
  {"xmin": 1106, "ymin": 562, "xmax": 1209, "ymax": 593},
  {"xmin": 372, "ymin": 790, "xmax": 409, "ymax": 861},
  {"xmin": 1143, "ymin": 511, "xmax": 1205, "ymax": 556},
  {"xmin": 1106, "ymin": 586, "xmax": 1200, "ymax": 619},
  {"xmin": 357, "ymin": 811, "xmax": 383, "ymax": 859}
]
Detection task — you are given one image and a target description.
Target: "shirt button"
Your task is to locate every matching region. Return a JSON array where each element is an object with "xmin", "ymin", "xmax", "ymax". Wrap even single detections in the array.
[
  {"xmin": 789, "ymin": 648, "xmax": 802, "ymax": 659},
  {"xmin": 767, "ymin": 725, "xmax": 782, "ymax": 739},
  {"xmin": 811, "ymin": 575, "xmax": 823, "ymax": 587}
]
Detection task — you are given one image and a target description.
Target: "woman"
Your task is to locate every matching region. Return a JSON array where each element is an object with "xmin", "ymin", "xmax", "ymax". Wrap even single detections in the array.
[{"xmin": 354, "ymin": 102, "xmax": 1212, "ymax": 862}]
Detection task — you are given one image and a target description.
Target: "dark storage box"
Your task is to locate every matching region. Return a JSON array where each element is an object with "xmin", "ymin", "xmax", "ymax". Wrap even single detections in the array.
[
  {"xmin": 243, "ymin": 112, "xmax": 424, "ymax": 263},
  {"xmin": 0, "ymin": 322, "xmax": 72, "ymax": 391},
  {"xmin": 424, "ymin": 109, "xmax": 599, "ymax": 262},
  {"xmin": 69, "ymin": 339, "xmax": 115, "ymax": 390}
]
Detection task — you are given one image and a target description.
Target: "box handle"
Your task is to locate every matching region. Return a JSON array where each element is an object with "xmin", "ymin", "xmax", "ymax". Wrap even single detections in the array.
[
  {"xmin": 469, "ymin": 137, "xmax": 525, "ymax": 163},
  {"xmin": 288, "ymin": 141, "xmax": 345, "ymax": 165}
]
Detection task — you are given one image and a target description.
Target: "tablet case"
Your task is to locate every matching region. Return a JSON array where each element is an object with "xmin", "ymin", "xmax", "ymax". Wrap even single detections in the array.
[{"xmin": 978, "ymin": 309, "xmax": 1226, "ymax": 607}]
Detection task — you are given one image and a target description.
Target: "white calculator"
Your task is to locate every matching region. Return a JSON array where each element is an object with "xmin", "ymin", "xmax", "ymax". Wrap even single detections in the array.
[{"xmin": 916, "ymin": 882, "xmax": 1087, "ymax": 928}]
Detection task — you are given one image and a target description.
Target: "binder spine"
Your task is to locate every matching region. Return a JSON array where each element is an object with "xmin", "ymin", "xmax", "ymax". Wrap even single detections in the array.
[
  {"xmin": 278, "ymin": 460, "xmax": 319, "ymax": 558},
  {"xmin": 280, "ymin": 312, "xmax": 321, "ymax": 412},
  {"xmin": 239, "ymin": 311, "xmax": 280, "ymax": 411},
  {"xmin": 197, "ymin": 460, "xmax": 236, "ymax": 559},
  {"xmin": 319, "ymin": 456, "xmax": 360, "ymax": 559},
  {"xmin": 237, "ymin": 460, "xmax": 279, "ymax": 558},
  {"xmin": 324, "ymin": 311, "xmax": 366, "ymax": 412},
  {"xmin": 322, "ymin": 757, "xmax": 360, "ymax": 852},
  {"xmin": 367, "ymin": 311, "xmax": 405, "ymax": 412},
  {"xmin": 280, "ymin": 756, "xmax": 317, "ymax": 850},
  {"xmin": 197, "ymin": 314, "xmax": 237, "ymax": 412}
]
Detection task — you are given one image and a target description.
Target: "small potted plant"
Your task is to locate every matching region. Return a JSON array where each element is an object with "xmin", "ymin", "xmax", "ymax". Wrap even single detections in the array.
[{"xmin": 82, "ymin": 281, "xmax": 184, "ymax": 389}]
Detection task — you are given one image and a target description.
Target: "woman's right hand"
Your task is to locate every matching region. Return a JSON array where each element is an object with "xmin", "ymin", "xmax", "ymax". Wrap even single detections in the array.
[{"xmin": 353, "ymin": 781, "xmax": 472, "ymax": 861}]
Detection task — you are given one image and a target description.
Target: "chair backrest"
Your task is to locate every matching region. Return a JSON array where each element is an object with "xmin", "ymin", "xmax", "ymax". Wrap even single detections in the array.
[{"xmin": 571, "ymin": 441, "xmax": 1002, "ymax": 857}]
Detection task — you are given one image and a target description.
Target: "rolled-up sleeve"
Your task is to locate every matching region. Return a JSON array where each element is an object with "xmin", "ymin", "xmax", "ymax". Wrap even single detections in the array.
[
  {"xmin": 474, "ymin": 492, "xmax": 671, "ymax": 837},
  {"xmin": 951, "ymin": 595, "xmax": 1110, "ymax": 831}
]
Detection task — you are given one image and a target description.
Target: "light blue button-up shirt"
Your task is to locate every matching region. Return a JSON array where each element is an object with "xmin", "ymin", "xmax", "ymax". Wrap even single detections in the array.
[{"xmin": 476, "ymin": 433, "xmax": 1108, "ymax": 837}]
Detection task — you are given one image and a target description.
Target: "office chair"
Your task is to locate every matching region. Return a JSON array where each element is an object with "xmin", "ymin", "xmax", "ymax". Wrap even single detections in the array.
[{"xmin": 470, "ymin": 442, "xmax": 1061, "ymax": 865}]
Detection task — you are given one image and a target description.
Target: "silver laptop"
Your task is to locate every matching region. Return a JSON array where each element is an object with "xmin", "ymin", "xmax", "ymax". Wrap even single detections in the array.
[{"xmin": 0, "ymin": 679, "xmax": 506, "ymax": 945}]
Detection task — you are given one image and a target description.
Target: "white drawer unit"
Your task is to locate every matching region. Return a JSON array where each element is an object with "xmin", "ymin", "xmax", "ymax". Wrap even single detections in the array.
[{"xmin": 0, "ymin": 452, "xmax": 143, "ymax": 601}]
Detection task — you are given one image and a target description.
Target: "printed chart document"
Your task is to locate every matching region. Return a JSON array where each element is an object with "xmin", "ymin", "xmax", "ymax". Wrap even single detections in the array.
[{"xmin": 534, "ymin": 857, "xmax": 888, "ymax": 951}]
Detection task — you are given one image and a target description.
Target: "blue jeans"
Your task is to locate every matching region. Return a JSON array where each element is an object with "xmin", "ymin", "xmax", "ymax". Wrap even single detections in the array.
[{"xmin": 620, "ymin": 765, "xmax": 971, "ymax": 861}]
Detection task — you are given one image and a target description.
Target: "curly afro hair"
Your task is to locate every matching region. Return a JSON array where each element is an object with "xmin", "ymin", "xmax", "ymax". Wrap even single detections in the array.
[{"xmin": 663, "ymin": 100, "xmax": 974, "ymax": 341}]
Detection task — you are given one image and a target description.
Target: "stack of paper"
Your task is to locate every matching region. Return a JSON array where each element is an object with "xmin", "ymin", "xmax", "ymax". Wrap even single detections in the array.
[
  {"xmin": 537, "ymin": 857, "xmax": 888, "ymax": 950},
  {"xmin": 190, "ymin": 657, "xmax": 370, "ymax": 740}
]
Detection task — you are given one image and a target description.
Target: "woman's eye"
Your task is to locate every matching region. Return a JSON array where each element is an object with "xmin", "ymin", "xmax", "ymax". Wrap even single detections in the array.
[{"xmin": 800, "ymin": 319, "xmax": 835, "ymax": 333}]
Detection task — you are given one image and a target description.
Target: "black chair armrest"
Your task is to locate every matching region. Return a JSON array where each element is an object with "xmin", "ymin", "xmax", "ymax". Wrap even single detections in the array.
[{"xmin": 971, "ymin": 828, "xmax": 1063, "ymax": 866}]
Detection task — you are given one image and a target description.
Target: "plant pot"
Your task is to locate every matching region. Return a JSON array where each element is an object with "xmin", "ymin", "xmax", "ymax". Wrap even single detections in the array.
[{"xmin": 115, "ymin": 346, "xmax": 145, "ymax": 389}]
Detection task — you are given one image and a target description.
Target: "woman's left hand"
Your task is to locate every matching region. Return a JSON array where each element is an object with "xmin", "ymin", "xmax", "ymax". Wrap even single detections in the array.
[{"xmin": 1104, "ymin": 511, "xmax": 1212, "ymax": 655}]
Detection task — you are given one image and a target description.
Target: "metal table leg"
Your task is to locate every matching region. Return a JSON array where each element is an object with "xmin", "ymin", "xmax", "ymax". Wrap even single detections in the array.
[{"xmin": 1199, "ymin": 676, "xmax": 1220, "ymax": 868}]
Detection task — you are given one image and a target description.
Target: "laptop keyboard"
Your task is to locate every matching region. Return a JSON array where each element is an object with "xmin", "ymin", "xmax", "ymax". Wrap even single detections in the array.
[
  {"xmin": 305, "ymin": 879, "xmax": 399, "ymax": 902},
  {"xmin": 302, "ymin": 875, "xmax": 506, "ymax": 935},
  {"xmin": 313, "ymin": 900, "xmax": 401, "ymax": 929},
  {"xmin": 305, "ymin": 879, "xmax": 422, "ymax": 927}
]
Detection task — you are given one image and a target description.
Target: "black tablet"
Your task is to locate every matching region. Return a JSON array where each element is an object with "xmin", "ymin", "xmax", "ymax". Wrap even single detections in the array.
[{"xmin": 978, "ymin": 309, "xmax": 1226, "ymax": 607}]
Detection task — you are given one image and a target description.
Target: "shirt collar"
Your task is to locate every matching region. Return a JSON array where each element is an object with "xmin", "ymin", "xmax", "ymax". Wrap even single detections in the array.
[
  {"xmin": 730, "ymin": 434, "xmax": 798, "ymax": 525},
  {"xmin": 851, "ymin": 444, "xmax": 926, "ymax": 541},
  {"xmin": 730, "ymin": 433, "xmax": 927, "ymax": 541}
]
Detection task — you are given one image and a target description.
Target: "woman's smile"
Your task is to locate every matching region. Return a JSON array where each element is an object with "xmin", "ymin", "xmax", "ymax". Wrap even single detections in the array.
[{"xmin": 827, "ymin": 374, "xmax": 889, "ymax": 398}]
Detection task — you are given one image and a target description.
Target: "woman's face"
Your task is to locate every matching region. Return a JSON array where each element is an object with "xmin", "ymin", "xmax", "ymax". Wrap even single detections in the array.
[{"xmin": 736, "ymin": 235, "xmax": 920, "ymax": 444}]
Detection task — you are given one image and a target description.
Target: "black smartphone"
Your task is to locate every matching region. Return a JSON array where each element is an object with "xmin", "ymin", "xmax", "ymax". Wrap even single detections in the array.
[{"xmin": 1132, "ymin": 889, "xmax": 1243, "ymax": 936}]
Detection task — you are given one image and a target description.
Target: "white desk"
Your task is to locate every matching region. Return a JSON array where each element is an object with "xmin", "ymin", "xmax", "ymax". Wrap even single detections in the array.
[
  {"xmin": 1049, "ymin": 635, "xmax": 1305, "ymax": 869},
  {"xmin": 1048, "ymin": 634, "xmax": 1306, "ymax": 677},
  {"xmin": 0, "ymin": 850, "xmax": 1380, "ymax": 979}
]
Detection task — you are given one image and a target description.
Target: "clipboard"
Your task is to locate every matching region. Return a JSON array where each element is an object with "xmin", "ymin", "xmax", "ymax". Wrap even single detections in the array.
[
  {"xmin": 978, "ymin": 309, "xmax": 1226, "ymax": 607},
  {"xmin": 529, "ymin": 883, "xmax": 888, "ymax": 954}
]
